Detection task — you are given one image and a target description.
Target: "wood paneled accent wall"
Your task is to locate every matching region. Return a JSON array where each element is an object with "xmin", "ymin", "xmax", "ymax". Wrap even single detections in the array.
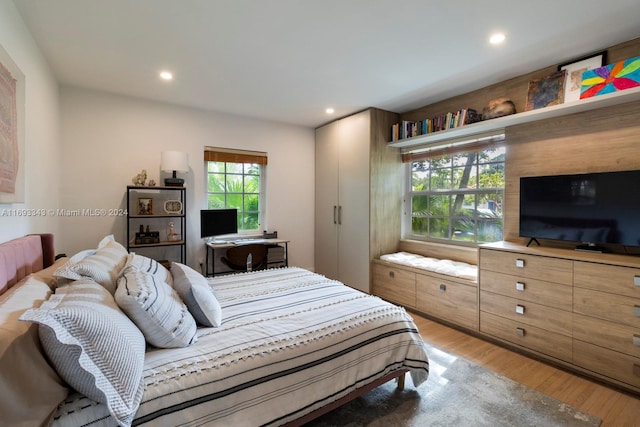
[
  {"xmin": 369, "ymin": 108, "xmax": 402, "ymax": 260},
  {"xmin": 399, "ymin": 37, "xmax": 640, "ymax": 253}
]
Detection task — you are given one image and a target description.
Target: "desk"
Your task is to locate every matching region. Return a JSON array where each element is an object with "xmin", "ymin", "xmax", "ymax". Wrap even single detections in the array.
[{"xmin": 205, "ymin": 238, "xmax": 289, "ymax": 276}]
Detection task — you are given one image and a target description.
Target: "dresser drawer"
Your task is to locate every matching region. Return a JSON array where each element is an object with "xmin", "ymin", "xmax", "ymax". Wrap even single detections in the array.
[
  {"xmin": 480, "ymin": 270, "xmax": 572, "ymax": 311},
  {"xmin": 574, "ymin": 261, "xmax": 640, "ymax": 298},
  {"xmin": 372, "ymin": 262, "xmax": 416, "ymax": 308},
  {"xmin": 416, "ymin": 273, "xmax": 478, "ymax": 330},
  {"xmin": 480, "ymin": 312, "xmax": 572, "ymax": 362},
  {"xmin": 574, "ymin": 313, "xmax": 640, "ymax": 359},
  {"xmin": 574, "ymin": 287, "xmax": 640, "ymax": 328},
  {"xmin": 480, "ymin": 249, "xmax": 572, "ymax": 285},
  {"xmin": 480, "ymin": 291, "xmax": 572, "ymax": 336},
  {"xmin": 573, "ymin": 339, "xmax": 640, "ymax": 389}
]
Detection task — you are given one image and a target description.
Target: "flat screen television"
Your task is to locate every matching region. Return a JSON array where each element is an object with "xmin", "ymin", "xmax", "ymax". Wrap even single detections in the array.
[
  {"xmin": 519, "ymin": 170, "xmax": 640, "ymax": 250},
  {"xmin": 200, "ymin": 209, "xmax": 238, "ymax": 238}
]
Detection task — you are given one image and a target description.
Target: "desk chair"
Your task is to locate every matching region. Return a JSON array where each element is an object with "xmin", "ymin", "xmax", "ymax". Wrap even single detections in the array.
[{"xmin": 221, "ymin": 244, "xmax": 267, "ymax": 272}]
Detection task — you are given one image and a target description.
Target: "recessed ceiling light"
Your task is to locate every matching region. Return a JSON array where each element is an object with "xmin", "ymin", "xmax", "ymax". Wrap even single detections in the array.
[
  {"xmin": 159, "ymin": 71, "xmax": 174, "ymax": 81},
  {"xmin": 489, "ymin": 33, "xmax": 506, "ymax": 45},
  {"xmin": 325, "ymin": 107, "xmax": 335, "ymax": 114}
]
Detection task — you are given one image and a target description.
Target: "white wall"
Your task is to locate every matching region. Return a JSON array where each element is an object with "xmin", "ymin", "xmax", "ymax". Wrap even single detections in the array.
[
  {"xmin": 0, "ymin": 1, "xmax": 60, "ymax": 241},
  {"xmin": 59, "ymin": 87, "xmax": 315, "ymax": 270}
]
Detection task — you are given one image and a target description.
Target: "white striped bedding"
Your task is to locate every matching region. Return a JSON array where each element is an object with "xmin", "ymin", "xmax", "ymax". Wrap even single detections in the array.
[{"xmin": 51, "ymin": 267, "xmax": 429, "ymax": 426}]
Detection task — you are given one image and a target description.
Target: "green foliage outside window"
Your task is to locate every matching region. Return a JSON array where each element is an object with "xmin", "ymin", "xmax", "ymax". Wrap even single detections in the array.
[
  {"xmin": 409, "ymin": 147, "xmax": 505, "ymax": 243},
  {"xmin": 206, "ymin": 161, "xmax": 262, "ymax": 231}
]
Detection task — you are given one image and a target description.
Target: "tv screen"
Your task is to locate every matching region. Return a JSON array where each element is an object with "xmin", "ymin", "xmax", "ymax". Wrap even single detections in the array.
[
  {"xmin": 200, "ymin": 209, "xmax": 238, "ymax": 238},
  {"xmin": 519, "ymin": 170, "xmax": 640, "ymax": 248}
]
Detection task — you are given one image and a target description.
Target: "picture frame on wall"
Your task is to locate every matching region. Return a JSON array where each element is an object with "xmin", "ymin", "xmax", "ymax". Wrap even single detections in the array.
[
  {"xmin": 525, "ymin": 70, "xmax": 567, "ymax": 111},
  {"xmin": 558, "ymin": 51, "xmax": 606, "ymax": 102},
  {"xmin": 137, "ymin": 197, "xmax": 153, "ymax": 215}
]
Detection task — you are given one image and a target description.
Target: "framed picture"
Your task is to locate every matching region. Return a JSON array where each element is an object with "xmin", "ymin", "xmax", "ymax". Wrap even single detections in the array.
[
  {"xmin": 525, "ymin": 70, "xmax": 567, "ymax": 111},
  {"xmin": 0, "ymin": 43, "xmax": 26, "ymax": 203},
  {"xmin": 558, "ymin": 51, "xmax": 606, "ymax": 102},
  {"xmin": 137, "ymin": 197, "xmax": 153, "ymax": 215}
]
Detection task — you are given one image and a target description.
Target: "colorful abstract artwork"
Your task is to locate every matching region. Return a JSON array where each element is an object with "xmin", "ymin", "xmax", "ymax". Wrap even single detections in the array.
[{"xmin": 580, "ymin": 55, "xmax": 640, "ymax": 99}]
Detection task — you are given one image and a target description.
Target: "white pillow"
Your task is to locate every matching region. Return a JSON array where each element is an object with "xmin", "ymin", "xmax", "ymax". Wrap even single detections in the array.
[
  {"xmin": 20, "ymin": 280, "xmax": 146, "ymax": 427},
  {"xmin": 53, "ymin": 236, "xmax": 128, "ymax": 294},
  {"xmin": 115, "ymin": 267, "xmax": 197, "ymax": 348},
  {"xmin": 0, "ymin": 275, "xmax": 69, "ymax": 427},
  {"xmin": 125, "ymin": 253, "xmax": 173, "ymax": 286},
  {"xmin": 171, "ymin": 262, "xmax": 222, "ymax": 327}
]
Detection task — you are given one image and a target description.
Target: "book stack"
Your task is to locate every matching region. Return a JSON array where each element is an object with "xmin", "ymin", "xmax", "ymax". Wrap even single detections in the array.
[{"xmin": 390, "ymin": 108, "xmax": 480, "ymax": 141}]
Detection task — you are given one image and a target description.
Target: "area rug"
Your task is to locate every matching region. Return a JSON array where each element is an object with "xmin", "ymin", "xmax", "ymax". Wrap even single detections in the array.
[{"xmin": 305, "ymin": 342, "xmax": 601, "ymax": 427}]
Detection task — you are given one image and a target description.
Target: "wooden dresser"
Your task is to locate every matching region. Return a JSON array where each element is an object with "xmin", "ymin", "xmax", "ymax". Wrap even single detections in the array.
[
  {"xmin": 372, "ymin": 259, "xmax": 478, "ymax": 331},
  {"xmin": 479, "ymin": 242, "xmax": 640, "ymax": 393}
]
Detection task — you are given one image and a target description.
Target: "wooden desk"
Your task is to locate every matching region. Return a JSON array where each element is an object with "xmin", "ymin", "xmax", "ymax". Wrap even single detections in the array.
[{"xmin": 205, "ymin": 238, "xmax": 289, "ymax": 276}]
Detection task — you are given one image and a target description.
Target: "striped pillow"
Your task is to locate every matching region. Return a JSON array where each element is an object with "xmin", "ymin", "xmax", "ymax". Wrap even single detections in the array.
[
  {"xmin": 53, "ymin": 237, "xmax": 128, "ymax": 294},
  {"xmin": 19, "ymin": 280, "xmax": 146, "ymax": 427},
  {"xmin": 115, "ymin": 267, "xmax": 197, "ymax": 348},
  {"xmin": 170, "ymin": 262, "xmax": 222, "ymax": 327},
  {"xmin": 125, "ymin": 253, "xmax": 173, "ymax": 286}
]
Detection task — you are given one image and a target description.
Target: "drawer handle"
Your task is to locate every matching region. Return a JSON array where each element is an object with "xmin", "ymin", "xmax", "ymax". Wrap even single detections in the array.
[
  {"xmin": 515, "ymin": 259, "xmax": 525, "ymax": 268},
  {"xmin": 635, "ymin": 305, "xmax": 640, "ymax": 317},
  {"xmin": 516, "ymin": 282, "xmax": 525, "ymax": 292},
  {"xmin": 635, "ymin": 276, "xmax": 640, "ymax": 287},
  {"xmin": 633, "ymin": 334, "xmax": 640, "ymax": 347},
  {"xmin": 439, "ymin": 284, "xmax": 446, "ymax": 292},
  {"xmin": 516, "ymin": 305, "xmax": 525, "ymax": 315},
  {"xmin": 389, "ymin": 271, "xmax": 395, "ymax": 278},
  {"xmin": 516, "ymin": 327, "xmax": 525, "ymax": 337}
]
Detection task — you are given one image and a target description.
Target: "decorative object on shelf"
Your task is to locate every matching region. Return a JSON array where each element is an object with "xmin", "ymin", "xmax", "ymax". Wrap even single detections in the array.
[
  {"xmin": 147, "ymin": 179, "xmax": 156, "ymax": 187},
  {"xmin": 137, "ymin": 197, "xmax": 153, "ymax": 215},
  {"xmin": 161, "ymin": 150, "xmax": 189, "ymax": 186},
  {"xmin": 480, "ymin": 98, "xmax": 516, "ymax": 120},
  {"xmin": 163, "ymin": 199, "xmax": 183, "ymax": 215},
  {"xmin": 558, "ymin": 51, "xmax": 606, "ymax": 102},
  {"xmin": 135, "ymin": 230, "xmax": 160, "ymax": 245},
  {"xmin": 132, "ymin": 169, "xmax": 147, "ymax": 186},
  {"xmin": 580, "ymin": 55, "xmax": 640, "ymax": 99},
  {"xmin": 167, "ymin": 221, "xmax": 180, "ymax": 242},
  {"xmin": 525, "ymin": 70, "xmax": 567, "ymax": 111}
]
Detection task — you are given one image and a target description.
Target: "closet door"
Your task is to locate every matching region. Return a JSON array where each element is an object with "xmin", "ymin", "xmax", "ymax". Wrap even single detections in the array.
[
  {"xmin": 314, "ymin": 120, "xmax": 340, "ymax": 279},
  {"xmin": 336, "ymin": 110, "xmax": 370, "ymax": 293}
]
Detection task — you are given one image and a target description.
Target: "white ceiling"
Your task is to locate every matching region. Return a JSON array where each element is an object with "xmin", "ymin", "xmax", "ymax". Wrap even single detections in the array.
[{"xmin": 13, "ymin": 0, "xmax": 640, "ymax": 128}]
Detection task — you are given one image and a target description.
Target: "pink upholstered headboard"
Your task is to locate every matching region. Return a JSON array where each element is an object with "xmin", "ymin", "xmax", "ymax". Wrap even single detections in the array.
[{"xmin": 0, "ymin": 233, "xmax": 55, "ymax": 295}]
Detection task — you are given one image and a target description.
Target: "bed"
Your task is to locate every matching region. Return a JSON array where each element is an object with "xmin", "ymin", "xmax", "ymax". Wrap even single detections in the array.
[{"xmin": 0, "ymin": 234, "xmax": 429, "ymax": 426}]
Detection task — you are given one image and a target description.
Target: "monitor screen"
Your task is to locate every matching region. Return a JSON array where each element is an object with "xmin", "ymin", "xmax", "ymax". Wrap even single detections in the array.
[
  {"xmin": 200, "ymin": 209, "xmax": 238, "ymax": 238},
  {"xmin": 519, "ymin": 170, "xmax": 640, "ymax": 247}
]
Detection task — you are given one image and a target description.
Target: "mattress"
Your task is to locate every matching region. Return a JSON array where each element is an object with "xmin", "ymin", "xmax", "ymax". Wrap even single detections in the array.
[
  {"xmin": 51, "ymin": 267, "xmax": 429, "ymax": 426},
  {"xmin": 380, "ymin": 251, "xmax": 478, "ymax": 281}
]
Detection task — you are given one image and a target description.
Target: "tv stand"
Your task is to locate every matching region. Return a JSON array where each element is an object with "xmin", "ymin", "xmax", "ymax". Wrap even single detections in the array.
[
  {"xmin": 525, "ymin": 237, "xmax": 540, "ymax": 247},
  {"xmin": 575, "ymin": 243, "xmax": 607, "ymax": 253}
]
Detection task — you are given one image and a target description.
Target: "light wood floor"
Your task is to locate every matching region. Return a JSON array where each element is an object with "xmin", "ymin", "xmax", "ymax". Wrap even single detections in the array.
[{"xmin": 411, "ymin": 313, "xmax": 640, "ymax": 427}]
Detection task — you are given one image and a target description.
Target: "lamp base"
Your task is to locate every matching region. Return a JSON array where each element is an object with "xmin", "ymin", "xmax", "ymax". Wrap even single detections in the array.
[{"xmin": 164, "ymin": 177, "xmax": 184, "ymax": 187}]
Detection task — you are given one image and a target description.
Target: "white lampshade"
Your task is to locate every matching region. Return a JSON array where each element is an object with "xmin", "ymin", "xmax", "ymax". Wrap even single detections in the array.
[
  {"xmin": 161, "ymin": 150, "xmax": 189, "ymax": 173},
  {"xmin": 161, "ymin": 151, "xmax": 189, "ymax": 186}
]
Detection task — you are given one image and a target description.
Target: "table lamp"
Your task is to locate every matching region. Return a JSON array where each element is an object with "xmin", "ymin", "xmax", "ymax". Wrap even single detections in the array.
[{"xmin": 161, "ymin": 150, "xmax": 189, "ymax": 186}]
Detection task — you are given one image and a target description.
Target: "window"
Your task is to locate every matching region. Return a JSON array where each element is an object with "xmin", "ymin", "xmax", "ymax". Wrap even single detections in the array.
[
  {"xmin": 406, "ymin": 146, "xmax": 505, "ymax": 244},
  {"xmin": 204, "ymin": 147, "xmax": 267, "ymax": 232}
]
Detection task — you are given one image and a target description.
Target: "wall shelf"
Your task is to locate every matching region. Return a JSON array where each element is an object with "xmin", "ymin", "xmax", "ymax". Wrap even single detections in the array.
[{"xmin": 388, "ymin": 86, "xmax": 640, "ymax": 151}]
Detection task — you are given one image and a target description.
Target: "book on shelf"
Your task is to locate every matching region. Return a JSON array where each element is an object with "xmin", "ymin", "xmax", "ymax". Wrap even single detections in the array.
[{"xmin": 390, "ymin": 107, "xmax": 481, "ymax": 141}]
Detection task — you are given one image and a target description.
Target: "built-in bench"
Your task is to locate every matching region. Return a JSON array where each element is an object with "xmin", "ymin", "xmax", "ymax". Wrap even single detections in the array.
[{"xmin": 372, "ymin": 240, "xmax": 479, "ymax": 331}]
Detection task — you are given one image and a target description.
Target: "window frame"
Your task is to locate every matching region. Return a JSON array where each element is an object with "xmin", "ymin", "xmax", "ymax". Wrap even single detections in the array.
[
  {"xmin": 404, "ymin": 145, "xmax": 505, "ymax": 245},
  {"xmin": 204, "ymin": 147, "xmax": 267, "ymax": 234}
]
